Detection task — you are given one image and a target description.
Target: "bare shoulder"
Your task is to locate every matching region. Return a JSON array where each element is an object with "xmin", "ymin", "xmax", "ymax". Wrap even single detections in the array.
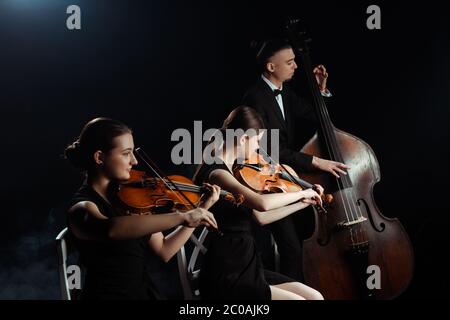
[
  {"xmin": 68, "ymin": 201, "xmax": 108, "ymax": 220},
  {"xmin": 208, "ymin": 168, "xmax": 235, "ymax": 185}
]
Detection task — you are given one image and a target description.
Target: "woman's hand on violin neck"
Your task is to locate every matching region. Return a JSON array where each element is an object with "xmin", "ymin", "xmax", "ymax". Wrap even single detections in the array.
[
  {"xmin": 181, "ymin": 208, "xmax": 218, "ymax": 229},
  {"xmin": 299, "ymin": 188, "xmax": 323, "ymax": 207},
  {"xmin": 198, "ymin": 183, "xmax": 221, "ymax": 210}
]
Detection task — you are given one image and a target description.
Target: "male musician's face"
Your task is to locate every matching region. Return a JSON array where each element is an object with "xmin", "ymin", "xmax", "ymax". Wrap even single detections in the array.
[
  {"xmin": 100, "ymin": 133, "xmax": 138, "ymax": 181},
  {"xmin": 267, "ymin": 48, "xmax": 298, "ymax": 83}
]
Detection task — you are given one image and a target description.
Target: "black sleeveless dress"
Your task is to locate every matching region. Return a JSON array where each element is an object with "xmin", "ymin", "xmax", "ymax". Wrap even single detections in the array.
[
  {"xmin": 194, "ymin": 163, "xmax": 295, "ymax": 300},
  {"xmin": 67, "ymin": 182, "xmax": 159, "ymax": 300}
]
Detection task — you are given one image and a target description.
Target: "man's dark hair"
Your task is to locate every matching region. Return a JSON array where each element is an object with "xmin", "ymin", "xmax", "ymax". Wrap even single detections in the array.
[{"xmin": 255, "ymin": 38, "xmax": 292, "ymax": 73}]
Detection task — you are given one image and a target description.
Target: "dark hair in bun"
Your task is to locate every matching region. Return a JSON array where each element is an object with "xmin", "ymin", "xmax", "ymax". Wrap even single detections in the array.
[{"xmin": 64, "ymin": 117, "xmax": 132, "ymax": 171}]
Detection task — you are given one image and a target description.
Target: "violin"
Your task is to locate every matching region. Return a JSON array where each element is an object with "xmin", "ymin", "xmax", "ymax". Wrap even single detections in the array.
[
  {"xmin": 114, "ymin": 169, "xmax": 244, "ymax": 216},
  {"xmin": 233, "ymin": 153, "xmax": 333, "ymax": 210}
]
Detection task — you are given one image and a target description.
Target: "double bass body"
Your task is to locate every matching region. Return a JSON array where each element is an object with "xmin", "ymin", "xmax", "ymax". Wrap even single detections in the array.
[
  {"xmin": 283, "ymin": 19, "xmax": 414, "ymax": 299},
  {"xmin": 300, "ymin": 129, "xmax": 414, "ymax": 299}
]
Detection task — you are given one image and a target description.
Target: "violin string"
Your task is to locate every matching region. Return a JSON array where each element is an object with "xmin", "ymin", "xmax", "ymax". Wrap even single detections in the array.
[
  {"xmin": 135, "ymin": 148, "xmax": 223, "ymax": 240},
  {"xmin": 134, "ymin": 148, "xmax": 197, "ymax": 208},
  {"xmin": 260, "ymin": 148, "xmax": 313, "ymax": 189},
  {"xmin": 166, "ymin": 181, "xmax": 202, "ymax": 192},
  {"xmin": 259, "ymin": 148, "xmax": 324, "ymax": 212},
  {"xmin": 259, "ymin": 148, "xmax": 294, "ymax": 185},
  {"xmin": 166, "ymin": 181, "xmax": 228, "ymax": 198},
  {"xmin": 242, "ymin": 164, "xmax": 262, "ymax": 171},
  {"xmin": 137, "ymin": 149, "xmax": 228, "ymax": 234}
]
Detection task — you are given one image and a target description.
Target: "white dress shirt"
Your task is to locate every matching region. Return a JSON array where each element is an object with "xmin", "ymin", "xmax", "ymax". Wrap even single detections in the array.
[{"xmin": 261, "ymin": 74, "xmax": 332, "ymax": 120}]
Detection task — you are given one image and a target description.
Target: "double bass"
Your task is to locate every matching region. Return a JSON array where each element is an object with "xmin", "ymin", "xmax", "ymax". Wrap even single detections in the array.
[{"xmin": 285, "ymin": 20, "xmax": 414, "ymax": 299}]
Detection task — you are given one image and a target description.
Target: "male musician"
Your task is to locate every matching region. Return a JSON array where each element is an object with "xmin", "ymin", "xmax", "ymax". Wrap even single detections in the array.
[{"xmin": 242, "ymin": 38, "xmax": 349, "ymax": 281}]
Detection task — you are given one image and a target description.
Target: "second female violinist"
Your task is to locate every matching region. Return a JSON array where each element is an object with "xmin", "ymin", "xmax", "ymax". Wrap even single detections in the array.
[
  {"xmin": 193, "ymin": 106, "xmax": 324, "ymax": 300},
  {"xmin": 65, "ymin": 117, "xmax": 220, "ymax": 300}
]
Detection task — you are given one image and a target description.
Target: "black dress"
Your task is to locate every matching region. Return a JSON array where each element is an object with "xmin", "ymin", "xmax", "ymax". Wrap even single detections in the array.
[
  {"xmin": 194, "ymin": 163, "xmax": 295, "ymax": 300},
  {"xmin": 67, "ymin": 182, "xmax": 159, "ymax": 300}
]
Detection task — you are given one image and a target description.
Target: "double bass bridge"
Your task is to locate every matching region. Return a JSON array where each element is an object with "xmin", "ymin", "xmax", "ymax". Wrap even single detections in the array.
[{"xmin": 337, "ymin": 216, "xmax": 367, "ymax": 229}]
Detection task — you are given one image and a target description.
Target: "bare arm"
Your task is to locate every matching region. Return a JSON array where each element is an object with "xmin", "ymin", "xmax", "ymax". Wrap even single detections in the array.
[
  {"xmin": 252, "ymin": 201, "xmax": 311, "ymax": 226},
  {"xmin": 147, "ymin": 226, "xmax": 195, "ymax": 262},
  {"xmin": 68, "ymin": 201, "xmax": 217, "ymax": 241},
  {"xmin": 146, "ymin": 183, "xmax": 221, "ymax": 262},
  {"xmin": 209, "ymin": 169, "xmax": 315, "ymax": 211}
]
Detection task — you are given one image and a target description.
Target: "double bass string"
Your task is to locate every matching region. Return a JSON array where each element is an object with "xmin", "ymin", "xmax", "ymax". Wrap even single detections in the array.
[
  {"xmin": 300, "ymin": 48, "xmax": 360, "ymax": 245},
  {"xmin": 306, "ymin": 56, "xmax": 367, "ymax": 245},
  {"xmin": 318, "ymin": 97, "xmax": 368, "ymax": 243}
]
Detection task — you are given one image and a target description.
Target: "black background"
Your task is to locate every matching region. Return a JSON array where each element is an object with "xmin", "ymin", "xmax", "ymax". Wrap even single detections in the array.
[{"xmin": 0, "ymin": 0, "xmax": 449, "ymax": 299}]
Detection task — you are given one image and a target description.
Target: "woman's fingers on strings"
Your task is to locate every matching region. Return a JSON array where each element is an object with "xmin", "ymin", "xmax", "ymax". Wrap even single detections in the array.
[
  {"xmin": 213, "ymin": 185, "xmax": 221, "ymax": 194},
  {"xmin": 314, "ymin": 184, "xmax": 324, "ymax": 195},
  {"xmin": 316, "ymin": 196, "xmax": 323, "ymax": 207},
  {"xmin": 203, "ymin": 183, "xmax": 213, "ymax": 193},
  {"xmin": 206, "ymin": 184, "xmax": 221, "ymax": 198}
]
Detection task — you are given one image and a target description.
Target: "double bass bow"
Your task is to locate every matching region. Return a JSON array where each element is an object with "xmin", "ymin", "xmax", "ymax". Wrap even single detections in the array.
[{"xmin": 284, "ymin": 19, "xmax": 414, "ymax": 299}]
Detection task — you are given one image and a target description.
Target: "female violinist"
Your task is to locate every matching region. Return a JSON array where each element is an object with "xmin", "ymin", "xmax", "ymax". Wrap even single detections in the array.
[
  {"xmin": 193, "ymin": 106, "xmax": 324, "ymax": 300},
  {"xmin": 65, "ymin": 117, "xmax": 220, "ymax": 300}
]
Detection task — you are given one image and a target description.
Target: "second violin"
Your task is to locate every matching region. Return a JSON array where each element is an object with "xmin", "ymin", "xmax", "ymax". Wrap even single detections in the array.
[{"xmin": 233, "ymin": 153, "xmax": 333, "ymax": 207}]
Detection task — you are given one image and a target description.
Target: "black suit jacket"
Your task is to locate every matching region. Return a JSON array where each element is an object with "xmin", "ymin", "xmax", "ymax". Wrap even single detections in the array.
[{"xmin": 242, "ymin": 78, "xmax": 317, "ymax": 173}]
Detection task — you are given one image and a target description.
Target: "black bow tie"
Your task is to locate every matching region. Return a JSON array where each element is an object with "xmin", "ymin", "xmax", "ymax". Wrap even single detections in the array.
[{"xmin": 273, "ymin": 89, "xmax": 283, "ymax": 96}]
